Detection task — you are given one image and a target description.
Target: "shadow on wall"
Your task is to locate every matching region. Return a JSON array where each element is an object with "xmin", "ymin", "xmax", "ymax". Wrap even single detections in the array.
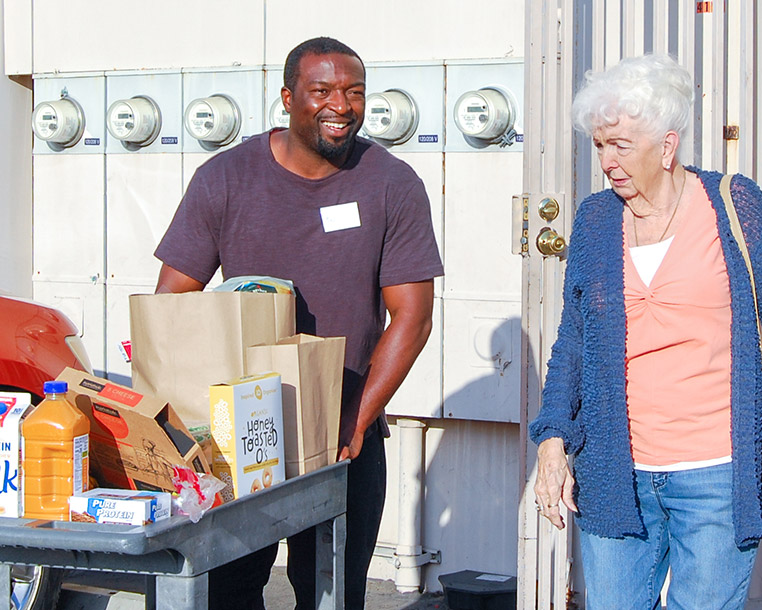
[{"xmin": 390, "ymin": 317, "xmax": 533, "ymax": 592}]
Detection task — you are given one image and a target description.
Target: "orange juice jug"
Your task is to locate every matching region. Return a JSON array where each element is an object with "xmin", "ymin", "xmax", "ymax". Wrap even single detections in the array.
[{"xmin": 22, "ymin": 381, "xmax": 89, "ymax": 520}]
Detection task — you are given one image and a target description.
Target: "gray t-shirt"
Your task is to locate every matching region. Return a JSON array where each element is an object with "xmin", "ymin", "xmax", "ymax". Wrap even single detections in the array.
[{"xmin": 155, "ymin": 131, "xmax": 443, "ymax": 421}]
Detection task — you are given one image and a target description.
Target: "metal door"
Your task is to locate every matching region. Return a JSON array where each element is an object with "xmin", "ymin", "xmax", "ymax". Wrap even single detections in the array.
[{"xmin": 517, "ymin": 1, "xmax": 760, "ymax": 608}]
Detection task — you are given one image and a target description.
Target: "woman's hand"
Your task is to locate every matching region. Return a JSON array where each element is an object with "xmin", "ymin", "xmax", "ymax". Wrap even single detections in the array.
[{"xmin": 534, "ymin": 437, "xmax": 578, "ymax": 530}]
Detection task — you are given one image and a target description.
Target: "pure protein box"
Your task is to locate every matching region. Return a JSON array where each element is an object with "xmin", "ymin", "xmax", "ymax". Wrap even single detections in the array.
[
  {"xmin": 209, "ymin": 373, "xmax": 285, "ymax": 502},
  {"xmin": 0, "ymin": 393, "xmax": 32, "ymax": 518},
  {"xmin": 68, "ymin": 488, "xmax": 171, "ymax": 525}
]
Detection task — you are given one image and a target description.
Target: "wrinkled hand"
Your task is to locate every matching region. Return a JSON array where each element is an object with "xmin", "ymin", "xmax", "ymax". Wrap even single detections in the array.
[{"xmin": 534, "ymin": 437, "xmax": 578, "ymax": 530}]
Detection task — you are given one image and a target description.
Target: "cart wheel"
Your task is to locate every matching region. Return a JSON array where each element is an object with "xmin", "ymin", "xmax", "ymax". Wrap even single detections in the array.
[{"xmin": 11, "ymin": 565, "xmax": 63, "ymax": 610}]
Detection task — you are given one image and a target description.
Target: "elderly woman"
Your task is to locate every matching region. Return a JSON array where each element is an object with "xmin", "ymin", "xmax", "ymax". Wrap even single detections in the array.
[{"xmin": 530, "ymin": 53, "xmax": 762, "ymax": 609}]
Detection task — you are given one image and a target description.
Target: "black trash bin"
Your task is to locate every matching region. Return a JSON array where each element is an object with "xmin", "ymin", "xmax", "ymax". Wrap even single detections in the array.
[{"xmin": 438, "ymin": 569, "xmax": 517, "ymax": 610}]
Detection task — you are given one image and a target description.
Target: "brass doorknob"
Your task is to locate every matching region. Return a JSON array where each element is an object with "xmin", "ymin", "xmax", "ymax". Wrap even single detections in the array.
[
  {"xmin": 536, "ymin": 228, "xmax": 566, "ymax": 256},
  {"xmin": 538, "ymin": 197, "xmax": 560, "ymax": 221}
]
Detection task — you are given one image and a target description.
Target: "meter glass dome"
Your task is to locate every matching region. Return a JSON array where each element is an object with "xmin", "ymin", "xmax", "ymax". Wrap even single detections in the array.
[
  {"xmin": 106, "ymin": 96, "xmax": 161, "ymax": 148},
  {"xmin": 184, "ymin": 95, "xmax": 240, "ymax": 148},
  {"xmin": 454, "ymin": 88, "xmax": 515, "ymax": 140},
  {"xmin": 363, "ymin": 90, "xmax": 418, "ymax": 144},
  {"xmin": 32, "ymin": 98, "xmax": 85, "ymax": 148},
  {"xmin": 269, "ymin": 99, "xmax": 290, "ymax": 129}
]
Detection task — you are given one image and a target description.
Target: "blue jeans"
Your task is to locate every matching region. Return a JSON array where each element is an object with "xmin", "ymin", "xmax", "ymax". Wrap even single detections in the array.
[{"xmin": 579, "ymin": 463, "xmax": 757, "ymax": 610}]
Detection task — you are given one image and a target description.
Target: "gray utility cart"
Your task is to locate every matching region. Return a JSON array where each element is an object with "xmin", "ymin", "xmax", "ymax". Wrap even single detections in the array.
[{"xmin": 0, "ymin": 461, "xmax": 347, "ymax": 610}]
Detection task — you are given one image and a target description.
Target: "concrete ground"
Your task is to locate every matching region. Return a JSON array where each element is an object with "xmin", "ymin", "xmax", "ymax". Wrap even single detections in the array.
[
  {"xmin": 57, "ymin": 566, "xmax": 447, "ymax": 609},
  {"xmin": 54, "ymin": 567, "xmax": 762, "ymax": 609}
]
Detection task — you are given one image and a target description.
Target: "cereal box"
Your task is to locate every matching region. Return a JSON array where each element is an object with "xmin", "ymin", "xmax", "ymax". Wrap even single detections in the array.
[
  {"xmin": 209, "ymin": 373, "xmax": 285, "ymax": 502},
  {"xmin": 0, "ymin": 393, "xmax": 32, "ymax": 518},
  {"xmin": 69, "ymin": 488, "xmax": 171, "ymax": 525}
]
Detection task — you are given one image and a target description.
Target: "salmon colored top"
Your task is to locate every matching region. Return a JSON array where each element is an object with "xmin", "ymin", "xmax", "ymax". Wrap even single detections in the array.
[{"xmin": 624, "ymin": 186, "xmax": 732, "ymax": 467}]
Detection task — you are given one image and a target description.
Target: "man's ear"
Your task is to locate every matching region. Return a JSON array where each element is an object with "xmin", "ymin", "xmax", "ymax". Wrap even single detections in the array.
[{"xmin": 281, "ymin": 86, "xmax": 292, "ymax": 113}]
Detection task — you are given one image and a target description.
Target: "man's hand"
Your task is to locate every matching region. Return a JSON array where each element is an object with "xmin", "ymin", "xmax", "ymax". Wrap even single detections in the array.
[{"xmin": 338, "ymin": 429, "xmax": 364, "ymax": 461}]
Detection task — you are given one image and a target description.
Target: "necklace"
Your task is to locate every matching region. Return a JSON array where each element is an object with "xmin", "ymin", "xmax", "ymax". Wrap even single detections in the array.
[{"xmin": 632, "ymin": 172, "xmax": 687, "ymax": 246}]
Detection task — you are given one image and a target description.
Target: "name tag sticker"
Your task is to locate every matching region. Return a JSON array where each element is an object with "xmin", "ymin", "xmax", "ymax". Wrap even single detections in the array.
[{"xmin": 320, "ymin": 202, "xmax": 361, "ymax": 233}]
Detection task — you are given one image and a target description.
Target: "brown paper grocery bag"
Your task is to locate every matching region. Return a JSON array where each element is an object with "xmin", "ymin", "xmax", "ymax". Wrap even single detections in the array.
[
  {"xmin": 246, "ymin": 334, "xmax": 345, "ymax": 479},
  {"xmin": 129, "ymin": 292, "xmax": 295, "ymax": 427}
]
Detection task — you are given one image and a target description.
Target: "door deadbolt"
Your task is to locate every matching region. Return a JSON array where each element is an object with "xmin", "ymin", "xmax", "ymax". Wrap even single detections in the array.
[
  {"xmin": 538, "ymin": 197, "xmax": 560, "ymax": 221},
  {"xmin": 536, "ymin": 228, "xmax": 566, "ymax": 256}
]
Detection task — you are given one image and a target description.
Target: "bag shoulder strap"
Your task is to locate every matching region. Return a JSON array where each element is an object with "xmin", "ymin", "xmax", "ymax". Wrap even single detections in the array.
[{"xmin": 720, "ymin": 174, "xmax": 762, "ymax": 346}]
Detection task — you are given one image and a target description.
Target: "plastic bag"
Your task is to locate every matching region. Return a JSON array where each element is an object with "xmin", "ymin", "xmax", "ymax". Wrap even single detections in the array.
[
  {"xmin": 171, "ymin": 466, "xmax": 226, "ymax": 523},
  {"xmin": 213, "ymin": 275, "xmax": 294, "ymax": 294}
]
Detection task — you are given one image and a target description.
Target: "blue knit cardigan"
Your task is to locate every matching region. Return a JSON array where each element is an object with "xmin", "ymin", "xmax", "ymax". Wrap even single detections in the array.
[{"xmin": 530, "ymin": 168, "xmax": 762, "ymax": 546}]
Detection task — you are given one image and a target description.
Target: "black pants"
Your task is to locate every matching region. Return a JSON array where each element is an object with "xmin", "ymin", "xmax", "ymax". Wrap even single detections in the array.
[{"xmin": 208, "ymin": 422, "xmax": 387, "ymax": 610}]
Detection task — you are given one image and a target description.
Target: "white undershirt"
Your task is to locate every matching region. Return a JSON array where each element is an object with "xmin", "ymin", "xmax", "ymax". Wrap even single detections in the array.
[
  {"xmin": 629, "ymin": 236, "xmax": 673, "ymax": 287},
  {"xmin": 628, "ymin": 235, "xmax": 732, "ymax": 472}
]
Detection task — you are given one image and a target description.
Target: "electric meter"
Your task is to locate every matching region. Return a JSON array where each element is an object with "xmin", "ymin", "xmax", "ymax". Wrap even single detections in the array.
[
  {"xmin": 454, "ymin": 87, "xmax": 517, "ymax": 142},
  {"xmin": 32, "ymin": 96, "xmax": 85, "ymax": 150},
  {"xmin": 106, "ymin": 96, "xmax": 161, "ymax": 149},
  {"xmin": 363, "ymin": 89, "xmax": 418, "ymax": 144},
  {"xmin": 269, "ymin": 99, "xmax": 290, "ymax": 129},
  {"xmin": 184, "ymin": 94, "xmax": 241, "ymax": 149}
]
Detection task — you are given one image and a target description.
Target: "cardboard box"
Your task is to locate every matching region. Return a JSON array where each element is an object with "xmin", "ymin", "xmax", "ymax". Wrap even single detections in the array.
[
  {"xmin": 0, "ymin": 393, "xmax": 32, "ymax": 517},
  {"xmin": 69, "ymin": 488, "xmax": 171, "ymax": 525},
  {"xmin": 210, "ymin": 373, "xmax": 286, "ymax": 502},
  {"xmin": 57, "ymin": 367, "xmax": 210, "ymax": 493}
]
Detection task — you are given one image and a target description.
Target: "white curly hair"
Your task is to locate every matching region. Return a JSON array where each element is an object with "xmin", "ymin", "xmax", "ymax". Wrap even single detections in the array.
[{"xmin": 572, "ymin": 54, "xmax": 694, "ymax": 157}]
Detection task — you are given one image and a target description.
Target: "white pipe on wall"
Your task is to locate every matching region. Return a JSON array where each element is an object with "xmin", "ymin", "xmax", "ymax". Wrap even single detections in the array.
[{"xmin": 395, "ymin": 418, "xmax": 426, "ymax": 593}]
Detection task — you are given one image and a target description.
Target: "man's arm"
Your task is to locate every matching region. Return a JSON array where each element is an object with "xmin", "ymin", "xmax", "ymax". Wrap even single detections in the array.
[
  {"xmin": 338, "ymin": 279, "xmax": 434, "ymax": 460},
  {"xmin": 155, "ymin": 263, "xmax": 206, "ymax": 294}
]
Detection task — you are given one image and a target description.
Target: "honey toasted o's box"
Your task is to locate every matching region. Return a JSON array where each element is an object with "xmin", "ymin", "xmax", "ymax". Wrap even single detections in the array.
[
  {"xmin": 210, "ymin": 373, "xmax": 285, "ymax": 502},
  {"xmin": 57, "ymin": 367, "xmax": 210, "ymax": 493},
  {"xmin": 69, "ymin": 488, "xmax": 171, "ymax": 525},
  {"xmin": 0, "ymin": 393, "xmax": 32, "ymax": 518}
]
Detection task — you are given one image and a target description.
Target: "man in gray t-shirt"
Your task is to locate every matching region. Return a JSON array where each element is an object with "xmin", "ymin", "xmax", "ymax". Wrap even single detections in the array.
[{"xmin": 154, "ymin": 37, "xmax": 442, "ymax": 610}]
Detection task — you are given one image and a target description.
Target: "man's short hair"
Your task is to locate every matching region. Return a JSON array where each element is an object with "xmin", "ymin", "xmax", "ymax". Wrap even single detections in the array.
[{"xmin": 283, "ymin": 37, "xmax": 364, "ymax": 91}]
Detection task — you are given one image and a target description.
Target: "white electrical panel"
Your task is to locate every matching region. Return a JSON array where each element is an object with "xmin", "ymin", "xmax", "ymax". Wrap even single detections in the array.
[
  {"xmin": 395, "ymin": 152, "xmax": 444, "ymax": 297},
  {"xmin": 445, "ymin": 60, "xmax": 524, "ymax": 152},
  {"xmin": 32, "ymin": 280, "xmax": 107, "ymax": 377},
  {"xmin": 33, "ymin": 154, "xmax": 105, "ymax": 283},
  {"xmin": 105, "ymin": 71, "xmax": 182, "ymax": 153},
  {"xmin": 32, "ymin": 74, "xmax": 105, "ymax": 154},
  {"xmin": 265, "ymin": 68, "xmax": 287, "ymax": 130},
  {"xmin": 386, "ymin": 297, "xmax": 443, "ymax": 418},
  {"xmin": 363, "ymin": 62, "xmax": 444, "ymax": 152},
  {"xmin": 443, "ymin": 153, "xmax": 523, "ymax": 301},
  {"xmin": 105, "ymin": 283, "xmax": 153, "ymax": 384},
  {"xmin": 106, "ymin": 154, "xmax": 183, "ymax": 286},
  {"xmin": 442, "ymin": 298, "xmax": 521, "ymax": 423},
  {"xmin": 182, "ymin": 68, "xmax": 265, "ymax": 153}
]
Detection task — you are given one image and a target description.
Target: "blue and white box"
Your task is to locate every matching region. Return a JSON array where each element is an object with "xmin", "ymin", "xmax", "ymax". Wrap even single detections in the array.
[{"xmin": 69, "ymin": 488, "xmax": 171, "ymax": 525}]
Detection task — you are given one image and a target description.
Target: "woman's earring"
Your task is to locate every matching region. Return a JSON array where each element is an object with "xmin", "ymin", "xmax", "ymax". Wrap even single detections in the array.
[{"xmin": 664, "ymin": 162, "xmax": 671, "ymax": 170}]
